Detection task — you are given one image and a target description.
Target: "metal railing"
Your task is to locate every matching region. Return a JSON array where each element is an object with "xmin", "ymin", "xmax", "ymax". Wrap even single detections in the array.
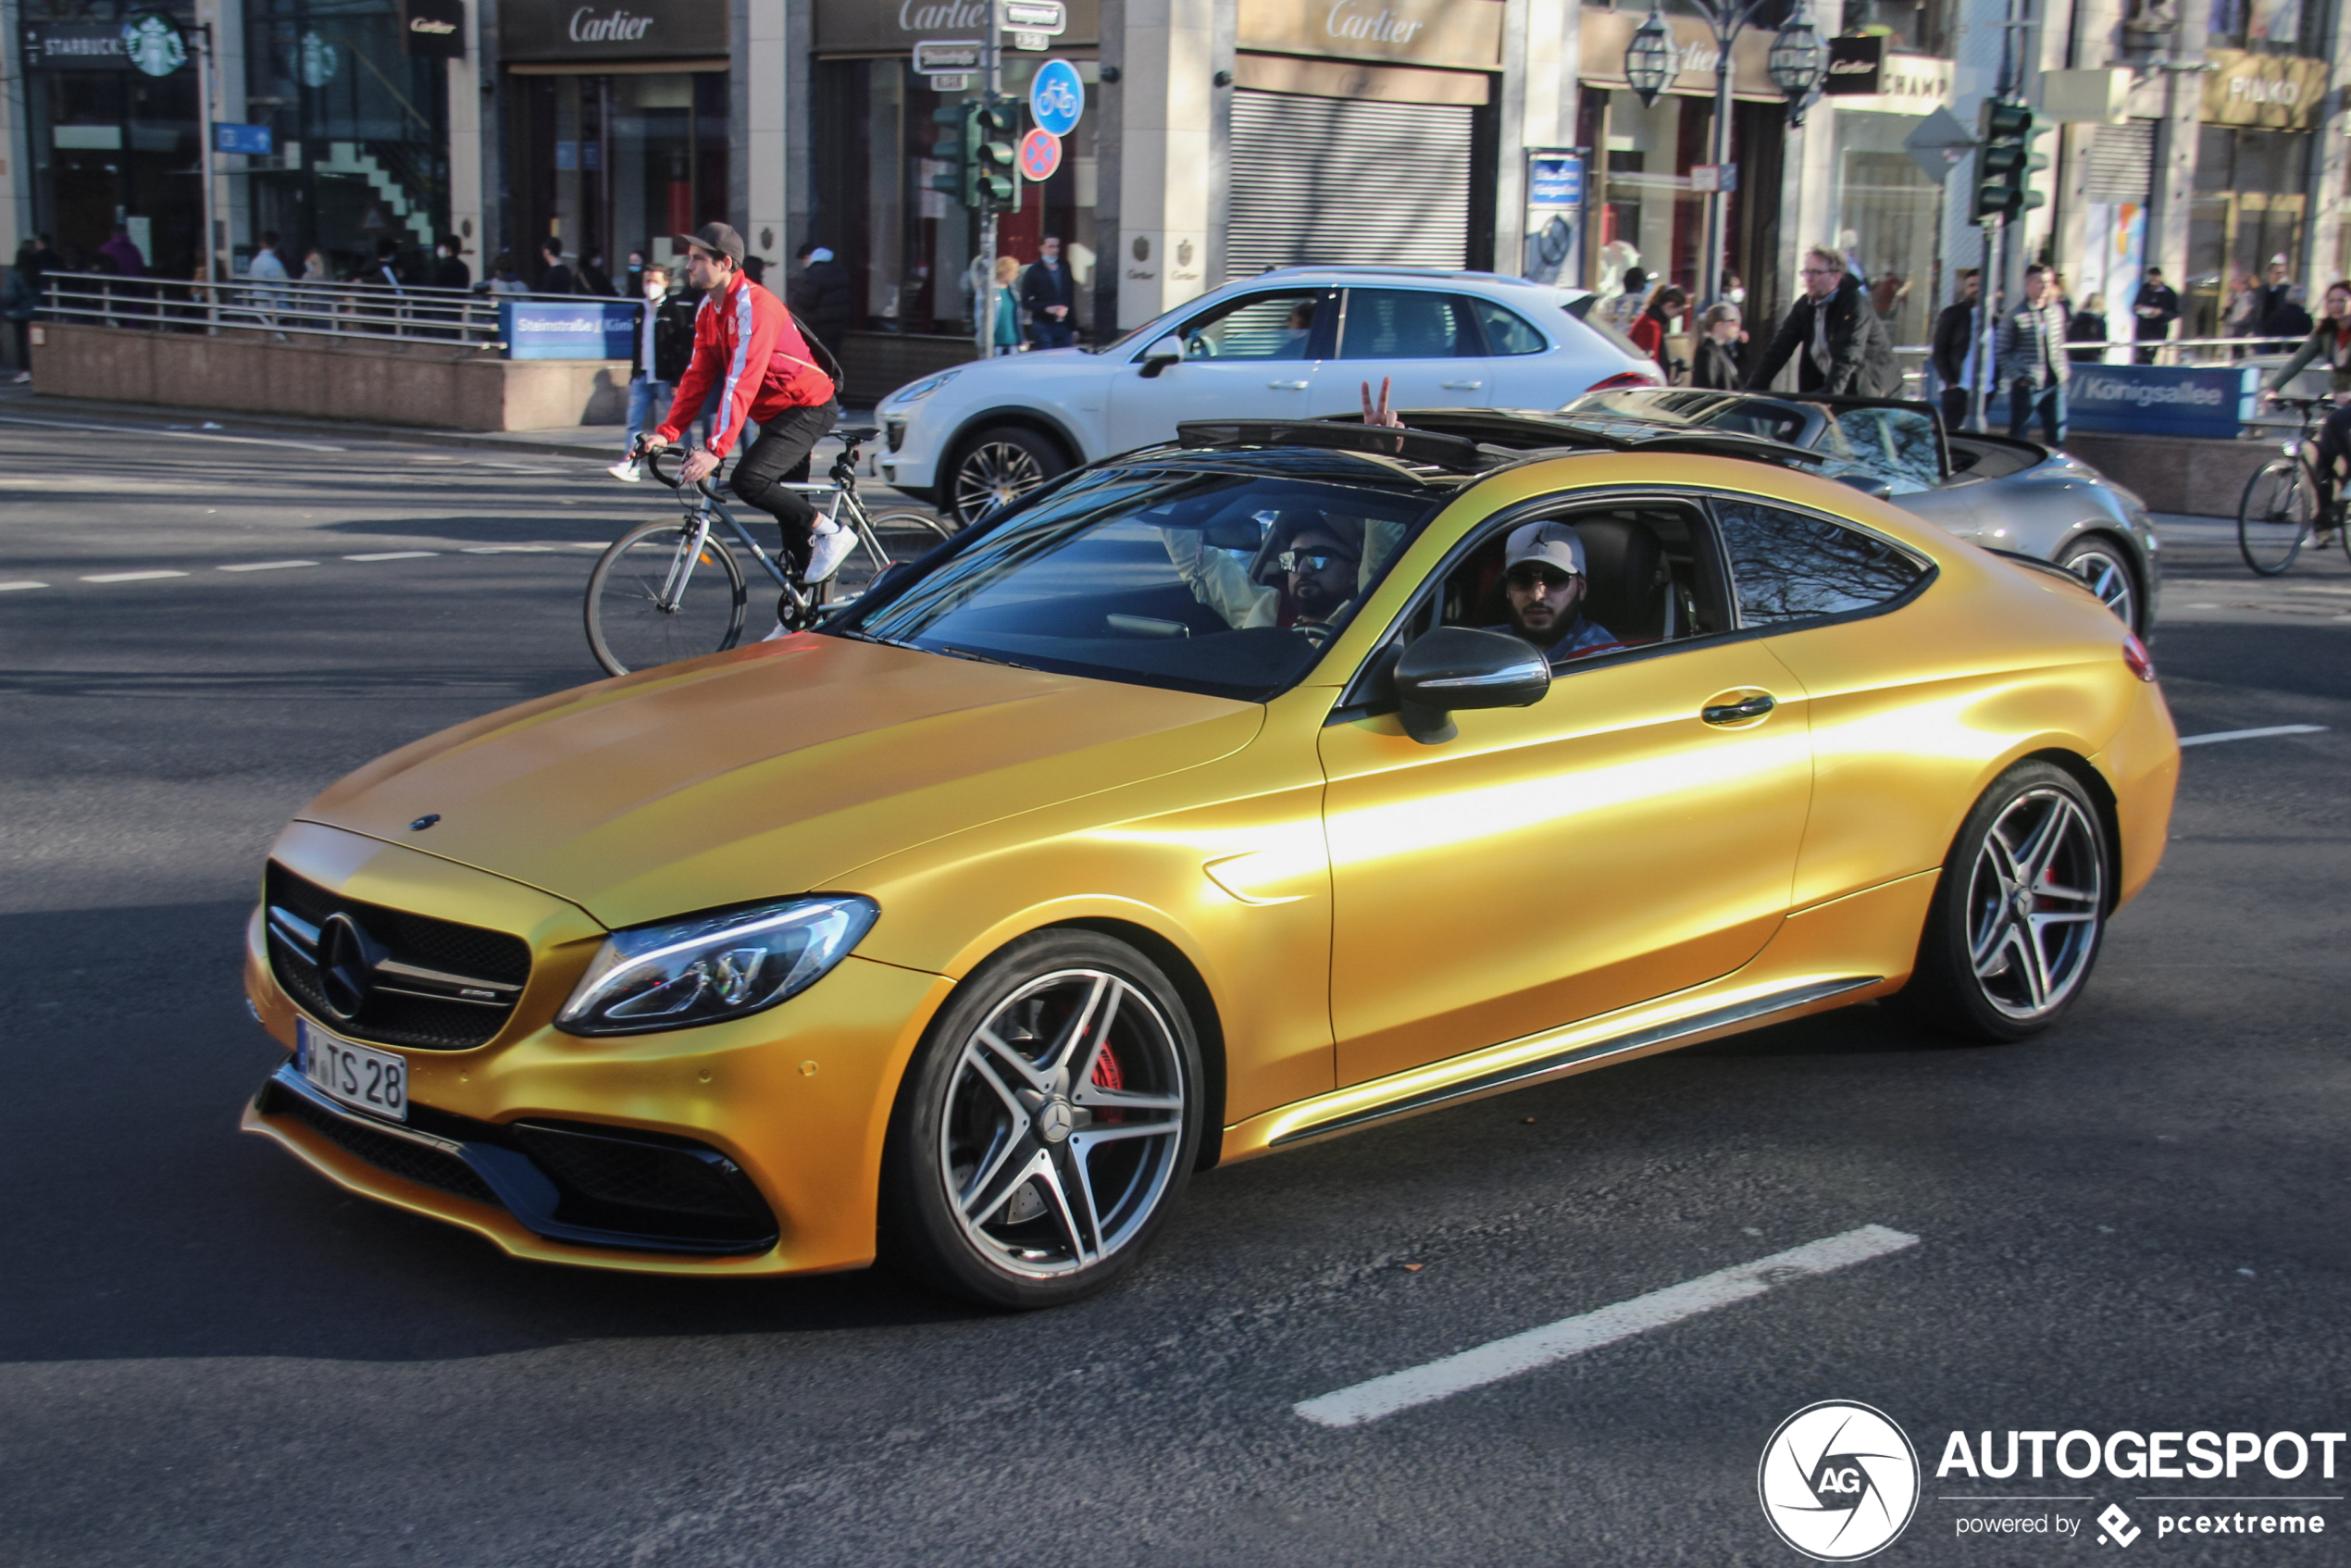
[
  {"xmin": 38, "ymin": 273, "xmax": 506, "ymax": 350},
  {"xmin": 1893, "ymin": 333, "xmax": 2308, "ymax": 374}
]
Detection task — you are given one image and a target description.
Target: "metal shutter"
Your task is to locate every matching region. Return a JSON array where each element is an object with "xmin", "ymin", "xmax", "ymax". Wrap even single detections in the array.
[
  {"xmin": 2082, "ymin": 118, "xmax": 2156, "ymax": 204},
  {"xmin": 1228, "ymin": 91, "xmax": 1474, "ymax": 275}
]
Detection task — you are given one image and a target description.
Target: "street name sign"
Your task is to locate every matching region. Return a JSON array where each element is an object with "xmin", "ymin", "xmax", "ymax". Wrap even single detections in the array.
[{"xmin": 913, "ymin": 38, "xmax": 982, "ymax": 72}]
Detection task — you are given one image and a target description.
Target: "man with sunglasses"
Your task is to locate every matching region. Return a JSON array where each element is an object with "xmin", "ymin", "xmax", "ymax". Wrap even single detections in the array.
[
  {"xmin": 1488, "ymin": 521, "xmax": 1624, "ymax": 666},
  {"xmin": 1164, "ymin": 512, "xmax": 1368, "ymax": 630}
]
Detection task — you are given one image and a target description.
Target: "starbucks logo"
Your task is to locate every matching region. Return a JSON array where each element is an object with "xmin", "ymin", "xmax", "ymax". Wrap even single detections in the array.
[{"xmin": 121, "ymin": 12, "xmax": 187, "ymax": 77}]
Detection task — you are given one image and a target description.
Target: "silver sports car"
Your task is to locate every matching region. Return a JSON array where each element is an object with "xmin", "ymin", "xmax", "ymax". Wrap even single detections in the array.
[{"xmin": 1558, "ymin": 389, "xmax": 2160, "ymax": 634}]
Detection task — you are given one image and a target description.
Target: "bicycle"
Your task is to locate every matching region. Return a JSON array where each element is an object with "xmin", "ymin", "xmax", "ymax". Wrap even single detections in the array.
[
  {"xmin": 583, "ymin": 424, "xmax": 955, "ymax": 677},
  {"xmin": 2237, "ymin": 394, "xmax": 2351, "ymax": 576}
]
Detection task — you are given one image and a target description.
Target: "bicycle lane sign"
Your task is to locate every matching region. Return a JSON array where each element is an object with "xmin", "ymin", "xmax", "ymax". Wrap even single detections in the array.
[{"xmin": 1030, "ymin": 58, "xmax": 1084, "ymax": 136}]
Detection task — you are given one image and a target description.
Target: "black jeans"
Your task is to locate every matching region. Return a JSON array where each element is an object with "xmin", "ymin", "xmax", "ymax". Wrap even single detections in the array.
[
  {"xmin": 2314, "ymin": 404, "xmax": 2351, "ymax": 516},
  {"xmin": 1939, "ymin": 385, "xmax": 1972, "ymax": 432},
  {"xmin": 728, "ymin": 401, "xmax": 840, "ymax": 571}
]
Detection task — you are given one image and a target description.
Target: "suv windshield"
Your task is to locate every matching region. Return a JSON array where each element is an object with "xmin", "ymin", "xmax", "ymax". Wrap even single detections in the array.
[{"xmin": 836, "ymin": 461, "xmax": 1451, "ymax": 701}]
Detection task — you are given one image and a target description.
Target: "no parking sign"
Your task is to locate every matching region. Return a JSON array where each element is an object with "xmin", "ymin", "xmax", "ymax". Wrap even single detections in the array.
[{"xmin": 1018, "ymin": 128, "xmax": 1063, "ymax": 181}]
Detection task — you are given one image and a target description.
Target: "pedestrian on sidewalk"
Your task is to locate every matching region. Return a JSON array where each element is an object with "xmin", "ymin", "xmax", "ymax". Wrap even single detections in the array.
[
  {"xmin": 1744, "ymin": 245, "xmax": 1900, "ymax": 396},
  {"xmin": 989, "ymin": 257, "xmax": 1024, "ymax": 355},
  {"xmin": 610, "ymin": 264, "xmax": 696, "ymax": 482},
  {"xmin": 2068, "ymin": 292, "xmax": 2108, "ymax": 363},
  {"xmin": 487, "ymin": 253, "xmax": 529, "ymax": 294},
  {"xmin": 1689, "ymin": 304, "xmax": 1747, "ymax": 389},
  {"xmin": 429, "ymin": 239, "xmax": 470, "ymax": 292},
  {"xmin": 1602, "ymin": 268, "xmax": 1648, "ymax": 336},
  {"xmin": 537, "ymin": 238, "xmax": 577, "ymax": 295},
  {"xmin": 245, "ymin": 229, "xmax": 292, "ymax": 333},
  {"xmin": 1020, "ymin": 237, "xmax": 1076, "ymax": 349},
  {"xmin": 1997, "ymin": 262, "xmax": 2071, "ymax": 445},
  {"xmin": 2132, "ymin": 268, "xmax": 2179, "ymax": 364},
  {"xmin": 1930, "ymin": 268, "xmax": 1981, "ymax": 430},
  {"xmin": 790, "ymin": 243, "xmax": 856, "ymax": 348},
  {"xmin": 4, "ymin": 240, "xmax": 40, "ymax": 382},
  {"xmin": 2260, "ymin": 279, "xmax": 2351, "ymax": 540},
  {"xmin": 1627, "ymin": 284, "xmax": 1686, "ymax": 382}
]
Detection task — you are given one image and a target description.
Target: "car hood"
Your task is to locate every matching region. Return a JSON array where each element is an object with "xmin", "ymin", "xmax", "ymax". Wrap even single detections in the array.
[{"xmin": 298, "ymin": 636, "xmax": 1263, "ymax": 930}]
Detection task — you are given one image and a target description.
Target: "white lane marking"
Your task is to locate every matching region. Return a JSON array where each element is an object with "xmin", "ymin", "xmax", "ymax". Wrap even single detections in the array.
[
  {"xmin": 0, "ymin": 414, "xmax": 344, "ymax": 452},
  {"xmin": 0, "ymin": 580, "xmax": 49, "ymax": 591},
  {"xmin": 80, "ymin": 569, "xmax": 191, "ymax": 583},
  {"xmin": 460, "ymin": 544, "xmax": 554, "ymax": 553},
  {"xmin": 1292, "ymin": 1225, "xmax": 1922, "ymax": 1428},
  {"xmin": 2179, "ymin": 724, "xmax": 2329, "ymax": 748},
  {"xmin": 218, "ymin": 560, "xmax": 318, "ymax": 572},
  {"xmin": 569, "ymin": 541, "xmax": 609, "ymax": 549},
  {"xmin": 343, "ymin": 551, "xmax": 442, "ymax": 562},
  {"xmin": 2286, "ymin": 584, "xmax": 2351, "ymax": 597}
]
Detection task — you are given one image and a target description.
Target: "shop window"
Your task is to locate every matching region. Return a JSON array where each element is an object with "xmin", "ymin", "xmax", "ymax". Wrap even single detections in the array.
[
  {"xmin": 1839, "ymin": 0, "xmax": 1956, "ymax": 56},
  {"xmin": 2206, "ymin": 0, "xmax": 2326, "ymax": 52},
  {"xmin": 2188, "ymin": 125, "xmax": 2311, "ymax": 336},
  {"xmin": 1831, "ymin": 114, "xmax": 1941, "ymax": 349}
]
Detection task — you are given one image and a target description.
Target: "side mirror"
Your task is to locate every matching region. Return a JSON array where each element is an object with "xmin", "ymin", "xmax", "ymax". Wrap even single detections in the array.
[
  {"xmin": 1138, "ymin": 334, "xmax": 1182, "ymax": 379},
  {"xmin": 1390, "ymin": 627, "xmax": 1551, "ymax": 745}
]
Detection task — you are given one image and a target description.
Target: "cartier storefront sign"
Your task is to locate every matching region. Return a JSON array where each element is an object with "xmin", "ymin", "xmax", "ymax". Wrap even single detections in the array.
[
  {"xmin": 1238, "ymin": 0, "xmax": 1501, "ymax": 69},
  {"xmin": 501, "ymin": 0, "xmax": 727, "ymax": 61},
  {"xmin": 814, "ymin": 0, "xmax": 1099, "ymax": 52}
]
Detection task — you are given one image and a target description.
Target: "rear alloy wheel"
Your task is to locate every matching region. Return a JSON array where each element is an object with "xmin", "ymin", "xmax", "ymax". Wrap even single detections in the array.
[
  {"xmin": 883, "ymin": 930, "xmax": 1203, "ymax": 1309},
  {"xmin": 1892, "ymin": 761, "xmax": 2108, "ymax": 1042},
  {"xmin": 2056, "ymin": 537, "xmax": 2141, "ymax": 634},
  {"xmin": 949, "ymin": 425, "xmax": 1064, "ymax": 527}
]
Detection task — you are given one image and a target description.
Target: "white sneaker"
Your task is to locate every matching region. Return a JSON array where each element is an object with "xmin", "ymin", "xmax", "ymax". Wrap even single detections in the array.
[
  {"xmin": 804, "ymin": 524, "xmax": 857, "ymax": 583},
  {"xmin": 605, "ymin": 459, "xmax": 642, "ymax": 482},
  {"xmin": 760, "ymin": 619, "xmax": 790, "ymax": 641}
]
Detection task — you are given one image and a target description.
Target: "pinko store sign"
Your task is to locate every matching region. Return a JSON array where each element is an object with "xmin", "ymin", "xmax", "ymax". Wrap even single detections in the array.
[{"xmin": 501, "ymin": 0, "xmax": 727, "ymax": 60}]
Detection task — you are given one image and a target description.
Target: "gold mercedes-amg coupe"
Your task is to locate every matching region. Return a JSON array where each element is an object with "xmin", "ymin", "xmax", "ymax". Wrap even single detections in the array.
[{"xmin": 242, "ymin": 415, "xmax": 2179, "ymax": 1309}]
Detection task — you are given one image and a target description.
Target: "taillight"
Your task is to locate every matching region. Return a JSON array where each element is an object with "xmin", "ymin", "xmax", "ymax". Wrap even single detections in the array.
[
  {"xmin": 2121, "ymin": 633, "xmax": 2155, "ymax": 682},
  {"xmin": 1586, "ymin": 370, "xmax": 1661, "ymax": 392}
]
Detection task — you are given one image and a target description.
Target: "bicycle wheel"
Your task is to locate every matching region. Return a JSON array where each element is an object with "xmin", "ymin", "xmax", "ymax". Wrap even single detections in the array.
[
  {"xmin": 2238, "ymin": 459, "xmax": 2313, "ymax": 577},
  {"xmin": 585, "ymin": 519, "xmax": 748, "ymax": 677},
  {"xmin": 849, "ymin": 507, "xmax": 957, "ymax": 579}
]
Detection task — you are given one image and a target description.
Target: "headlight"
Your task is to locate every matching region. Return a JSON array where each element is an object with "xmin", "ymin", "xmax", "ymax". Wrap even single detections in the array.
[
  {"xmin": 555, "ymin": 896, "xmax": 878, "ymax": 1037},
  {"xmin": 886, "ymin": 369, "xmax": 961, "ymax": 407}
]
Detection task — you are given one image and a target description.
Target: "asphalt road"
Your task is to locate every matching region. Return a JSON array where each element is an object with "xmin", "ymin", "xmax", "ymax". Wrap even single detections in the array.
[{"xmin": 3, "ymin": 413, "xmax": 2347, "ymax": 1568}]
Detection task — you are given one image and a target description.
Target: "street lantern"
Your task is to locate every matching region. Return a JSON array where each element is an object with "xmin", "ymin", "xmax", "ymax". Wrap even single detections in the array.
[
  {"xmin": 1624, "ymin": 2, "xmax": 1679, "ymax": 106},
  {"xmin": 1767, "ymin": 3, "xmax": 1826, "ymax": 122}
]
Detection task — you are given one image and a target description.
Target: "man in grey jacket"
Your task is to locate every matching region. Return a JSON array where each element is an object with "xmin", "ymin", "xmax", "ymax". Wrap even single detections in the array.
[
  {"xmin": 1998, "ymin": 263, "xmax": 2071, "ymax": 445},
  {"xmin": 1743, "ymin": 246, "xmax": 1901, "ymax": 397}
]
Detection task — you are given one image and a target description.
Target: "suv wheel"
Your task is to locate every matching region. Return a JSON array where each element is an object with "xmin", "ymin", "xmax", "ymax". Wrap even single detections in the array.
[{"xmin": 949, "ymin": 426, "xmax": 1064, "ymax": 526}]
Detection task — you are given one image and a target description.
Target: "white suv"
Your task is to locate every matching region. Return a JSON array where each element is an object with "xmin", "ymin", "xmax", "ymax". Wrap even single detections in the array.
[{"xmin": 877, "ymin": 267, "xmax": 1662, "ymax": 524}]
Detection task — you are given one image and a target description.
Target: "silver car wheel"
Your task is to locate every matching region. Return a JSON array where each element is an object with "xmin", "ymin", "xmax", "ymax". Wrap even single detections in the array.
[
  {"xmin": 940, "ymin": 967, "xmax": 1188, "ymax": 1280},
  {"xmin": 953, "ymin": 438, "xmax": 1047, "ymax": 523},
  {"xmin": 1965, "ymin": 788, "xmax": 2105, "ymax": 1022},
  {"xmin": 2062, "ymin": 546, "xmax": 2136, "ymax": 630}
]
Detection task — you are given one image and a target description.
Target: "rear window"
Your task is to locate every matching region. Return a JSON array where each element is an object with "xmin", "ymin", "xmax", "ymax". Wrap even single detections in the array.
[{"xmin": 837, "ymin": 465, "xmax": 1448, "ymax": 702}]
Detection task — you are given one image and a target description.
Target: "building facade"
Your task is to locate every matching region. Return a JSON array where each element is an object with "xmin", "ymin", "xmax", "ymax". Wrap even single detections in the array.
[{"xmin": 5, "ymin": 0, "xmax": 2348, "ymax": 368}]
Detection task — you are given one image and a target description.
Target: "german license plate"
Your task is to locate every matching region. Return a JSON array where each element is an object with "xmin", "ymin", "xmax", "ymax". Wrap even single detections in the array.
[{"xmin": 297, "ymin": 1018, "xmax": 408, "ymax": 1123}]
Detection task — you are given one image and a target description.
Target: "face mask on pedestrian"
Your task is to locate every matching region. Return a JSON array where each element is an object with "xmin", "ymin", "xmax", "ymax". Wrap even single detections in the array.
[
  {"xmin": 1725, "ymin": 286, "xmax": 1745, "ymax": 305},
  {"xmin": 643, "ymin": 274, "xmax": 667, "ymax": 301}
]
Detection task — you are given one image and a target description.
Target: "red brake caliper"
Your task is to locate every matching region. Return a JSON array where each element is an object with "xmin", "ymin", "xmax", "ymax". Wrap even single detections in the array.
[{"xmin": 1090, "ymin": 1040, "xmax": 1125, "ymax": 1124}]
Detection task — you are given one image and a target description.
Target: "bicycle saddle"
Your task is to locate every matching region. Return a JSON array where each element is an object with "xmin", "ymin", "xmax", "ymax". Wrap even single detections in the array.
[{"xmin": 838, "ymin": 425, "xmax": 882, "ymax": 444}]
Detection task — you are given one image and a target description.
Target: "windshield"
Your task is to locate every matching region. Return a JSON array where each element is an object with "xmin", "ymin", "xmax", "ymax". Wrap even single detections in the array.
[
  {"xmin": 837, "ymin": 462, "xmax": 1449, "ymax": 701},
  {"xmin": 1572, "ymin": 388, "xmax": 1810, "ymax": 445}
]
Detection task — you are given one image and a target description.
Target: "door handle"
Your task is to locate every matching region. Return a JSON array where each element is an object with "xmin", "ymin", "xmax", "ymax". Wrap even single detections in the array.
[
  {"xmin": 1440, "ymin": 380, "xmax": 1484, "ymax": 390},
  {"xmin": 1700, "ymin": 692, "xmax": 1776, "ymax": 726},
  {"xmin": 1266, "ymin": 380, "xmax": 1310, "ymax": 390}
]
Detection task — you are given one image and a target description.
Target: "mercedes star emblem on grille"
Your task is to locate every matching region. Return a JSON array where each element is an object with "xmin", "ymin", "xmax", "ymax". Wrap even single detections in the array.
[{"xmin": 316, "ymin": 912, "xmax": 386, "ymax": 1022}]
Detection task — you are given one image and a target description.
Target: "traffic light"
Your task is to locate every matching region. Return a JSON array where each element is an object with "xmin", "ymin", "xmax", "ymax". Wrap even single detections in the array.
[
  {"xmin": 930, "ymin": 102, "xmax": 983, "ymax": 207},
  {"xmin": 1973, "ymin": 98, "xmax": 2050, "ymax": 226},
  {"xmin": 976, "ymin": 96, "xmax": 1021, "ymax": 212}
]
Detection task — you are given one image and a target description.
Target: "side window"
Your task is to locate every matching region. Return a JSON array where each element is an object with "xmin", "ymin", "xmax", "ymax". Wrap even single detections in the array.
[
  {"xmin": 1339, "ymin": 289, "xmax": 1481, "ymax": 360},
  {"xmin": 1822, "ymin": 406, "xmax": 1943, "ymax": 493},
  {"xmin": 1175, "ymin": 291, "xmax": 1332, "ymax": 361},
  {"xmin": 1715, "ymin": 500, "xmax": 1927, "ymax": 626},
  {"xmin": 1469, "ymin": 298, "xmax": 1549, "ymax": 356},
  {"xmin": 1434, "ymin": 502, "xmax": 1730, "ymax": 649}
]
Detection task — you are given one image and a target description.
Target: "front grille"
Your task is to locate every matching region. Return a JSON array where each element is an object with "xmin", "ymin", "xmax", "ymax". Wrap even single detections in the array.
[
  {"xmin": 265, "ymin": 863, "xmax": 532, "ymax": 1051},
  {"xmin": 267, "ymin": 1080, "xmax": 503, "ymax": 1207}
]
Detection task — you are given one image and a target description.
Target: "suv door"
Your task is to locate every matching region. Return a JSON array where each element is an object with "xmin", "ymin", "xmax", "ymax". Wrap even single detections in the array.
[
  {"xmin": 1104, "ymin": 288, "xmax": 1339, "ymax": 453},
  {"xmin": 1327, "ymin": 288, "xmax": 1496, "ymax": 417},
  {"xmin": 1318, "ymin": 494, "xmax": 1815, "ymax": 1087}
]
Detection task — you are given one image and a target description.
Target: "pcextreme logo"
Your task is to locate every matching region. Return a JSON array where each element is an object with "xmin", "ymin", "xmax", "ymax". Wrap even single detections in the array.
[{"xmin": 1760, "ymin": 1401, "xmax": 1922, "ymax": 1561}]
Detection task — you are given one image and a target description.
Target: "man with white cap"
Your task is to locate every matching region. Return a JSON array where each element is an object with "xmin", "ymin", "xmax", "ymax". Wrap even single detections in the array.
[
  {"xmin": 1488, "ymin": 520, "xmax": 1623, "ymax": 666},
  {"xmin": 637, "ymin": 221, "xmax": 853, "ymax": 586}
]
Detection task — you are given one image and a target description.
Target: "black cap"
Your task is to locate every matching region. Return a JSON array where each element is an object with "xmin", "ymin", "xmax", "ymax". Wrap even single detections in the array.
[{"xmin": 678, "ymin": 222, "xmax": 746, "ymax": 267}]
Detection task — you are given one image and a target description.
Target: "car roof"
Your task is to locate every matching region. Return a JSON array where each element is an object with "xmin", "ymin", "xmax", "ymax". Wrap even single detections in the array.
[{"xmin": 1233, "ymin": 267, "xmax": 1585, "ymax": 296}]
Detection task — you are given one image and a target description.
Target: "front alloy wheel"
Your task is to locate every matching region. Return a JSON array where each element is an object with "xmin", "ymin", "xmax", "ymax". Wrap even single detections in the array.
[
  {"xmin": 950, "ymin": 426, "xmax": 1064, "ymax": 527},
  {"xmin": 885, "ymin": 931, "xmax": 1202, "ymax": 1308},
  {"xmin": 2057, "ymin": 539, "xmax": 2140, "ymax": 633},
  {"xmin": 1894, "ymin": 760, "xmax": 2108, "ymax": 1041}
]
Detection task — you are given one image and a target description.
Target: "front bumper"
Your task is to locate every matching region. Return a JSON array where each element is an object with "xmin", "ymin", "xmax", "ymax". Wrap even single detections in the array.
[{"xmin": 243, "ymin": 824, "xmax": 953, "ymax": 1276}]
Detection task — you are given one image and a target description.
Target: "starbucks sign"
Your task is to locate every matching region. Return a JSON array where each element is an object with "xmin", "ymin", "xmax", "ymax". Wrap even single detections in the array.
[{"xmin": 121, "ymin": 12, "xmax": 187, "ymax": 76}]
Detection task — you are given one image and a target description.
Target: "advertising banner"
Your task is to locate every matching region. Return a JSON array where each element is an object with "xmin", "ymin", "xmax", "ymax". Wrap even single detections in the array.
[
  {"xmin": 2066, "ymin": 363, "xmax": 2258, "ymax": 438},
  {"xmin": 502, "ymin": 299, "xmax": 637, "ymax": 359}
]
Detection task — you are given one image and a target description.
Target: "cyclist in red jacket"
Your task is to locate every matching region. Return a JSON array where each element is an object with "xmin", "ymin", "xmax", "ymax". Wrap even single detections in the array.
[{"xmin": 637, "ymin": 222, "xmax": 853, "ymax": 582}]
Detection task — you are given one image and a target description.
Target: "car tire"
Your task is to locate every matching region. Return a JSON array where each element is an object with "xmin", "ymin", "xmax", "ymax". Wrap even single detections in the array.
[
  {"xmin": 947, "ymin": 425, "xmax": 1066, "ymax": 527},
  {"xmin": 2055, "ymin": 535, "xmax": 2143, "ymax": 634},
  {"xmin": 880, "ymin": 929, "xmax": 1205, "ymax": 1310},
  {"xmin": 1890, "ymin": 760, "xmax": 2109, "ymax": 1044}
]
